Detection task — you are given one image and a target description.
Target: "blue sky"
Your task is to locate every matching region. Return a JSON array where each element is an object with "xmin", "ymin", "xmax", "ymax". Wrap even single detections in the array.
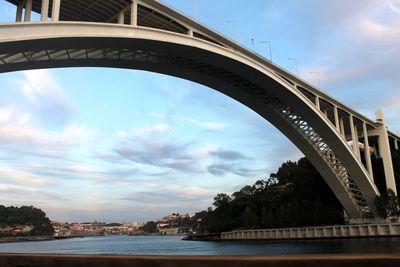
[{"xmin": 0, "ymin": 0, "xmax": 399, "ymax": 222}]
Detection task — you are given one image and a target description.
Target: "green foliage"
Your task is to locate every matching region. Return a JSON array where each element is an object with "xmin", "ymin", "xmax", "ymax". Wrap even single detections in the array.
[
  {"xmin": 392, "ymin": 148, "xmax": 400, "ymax": 193},
  {"xmin": 0, "ymin": 205, "xmax": 54, "ymax": 237},
  {"xmin": 198, "ymin": 157, "xmax": 344, "ymax": 233},
  {"xmin": 141, "ymin": 221, "xmax": 158, "ymax": 233},
  {"xmin": 30, "ymin": 223, "xmax": 54, "ymax": 236},
  {"xmin": 243, "ymin": 207, "xmax": 258, "ymax": 229},
  {"xmin": 261, "ymin": 207, "xmax": 274, "ymax": 228},
  {"xmin": 374, "ymin": 189, "xmax": 400, "ymax": 219},
  {"xmin": 212, "ymin": 193, "xmax": 232, "ymax": 209}
]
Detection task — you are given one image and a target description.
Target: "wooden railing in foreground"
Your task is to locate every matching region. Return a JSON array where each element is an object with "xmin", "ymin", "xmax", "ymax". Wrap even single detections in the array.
[{"xmin": 1, "ymin": 254, "xmax": 400, "ymax": 267}]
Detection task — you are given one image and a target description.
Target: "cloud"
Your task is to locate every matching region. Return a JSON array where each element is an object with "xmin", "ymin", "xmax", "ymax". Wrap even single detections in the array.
[
  {"xmin": 207, "ymin": 163, "xmax": 265, "ymax": 177},
  {"xmin": 17, "ymin": 69, "xmax": 72, "ymax": 125},
  {"xmin": 209, "ymin": 149, "xmax": 249, "ymax": 161},
  {"xmin": 299, "ymin": 1, "xmax": 400, "ymax": 118},
  {"xmin": 0, "ymin": 103, "xmax": 96, "ymax": 158},
  {"xmin": 116, "ymin": 124, "xmax": 171, "ymax": 139},
  {"xmin": 121, "ymin": 184, "xmax": 217, "ymax": 207},
  {"xmin": 115, "ymin": 142, "xmax": 199, "ymax": 173},
  {"xmin": 388, "ymin": 0, "xmax": 400, "ymax": 14},
  {"xmin": 0, "ymin": 184, "xmax": 67, "ymax": 201},
  {"xmin": 112, "ymin": 124, "xmax": 204, "ymax": 173},
  {"xmin": 0, "ymin": 166, "xmax": 50, "ymax": 185},
  {"xmin": 186, "ymin": 118, "xmax": 226, "ymax": 130}
]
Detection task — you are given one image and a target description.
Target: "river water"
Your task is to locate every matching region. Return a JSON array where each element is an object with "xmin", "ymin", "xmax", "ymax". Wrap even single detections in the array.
[{"xmin": 1, "ymin": 235, "xmax": 400, "ymax": 255}]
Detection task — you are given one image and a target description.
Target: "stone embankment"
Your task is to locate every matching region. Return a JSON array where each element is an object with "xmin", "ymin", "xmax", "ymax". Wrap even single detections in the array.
[{"xmin": 221, "ymin": 223, "xmax": 400, "ymax": 240}]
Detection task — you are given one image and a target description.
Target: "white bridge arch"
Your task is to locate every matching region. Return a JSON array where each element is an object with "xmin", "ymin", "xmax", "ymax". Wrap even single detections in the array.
[{"xmin": 1, "ymin": 0, "xmax": 399, "ymax": 221}]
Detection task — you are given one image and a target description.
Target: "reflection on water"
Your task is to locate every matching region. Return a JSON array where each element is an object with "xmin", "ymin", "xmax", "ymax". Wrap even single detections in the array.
[{"xmin": 1, "ymin": 235, "xmax": 400, "ymax": 255}]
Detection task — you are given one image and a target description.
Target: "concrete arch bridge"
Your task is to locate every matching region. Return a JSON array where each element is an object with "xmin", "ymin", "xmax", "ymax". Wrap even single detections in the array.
[{"xmin": 1, "ymin": 0, "xmax": 399, "ymax": 222}]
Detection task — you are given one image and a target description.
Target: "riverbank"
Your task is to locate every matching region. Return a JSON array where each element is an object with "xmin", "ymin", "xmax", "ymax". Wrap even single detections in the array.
[
  {"xmin": 182, "ymin": 233, "xmax": 221, "ymax": 241},
  {"xmin": 0, "ymin": 236, "xmax": 54, "ymax": 244}
]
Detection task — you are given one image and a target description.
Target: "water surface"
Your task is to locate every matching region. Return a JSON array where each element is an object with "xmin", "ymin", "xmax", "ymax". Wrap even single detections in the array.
[{"xmin": 1, "ymin": 235, "xmax": 400, "ymax": 255}]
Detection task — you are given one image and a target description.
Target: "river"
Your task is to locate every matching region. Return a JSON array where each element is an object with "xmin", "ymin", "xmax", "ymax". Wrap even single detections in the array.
[{"xmin": 0, "ymin": 235, "xmax": 400, "ymax": 255}]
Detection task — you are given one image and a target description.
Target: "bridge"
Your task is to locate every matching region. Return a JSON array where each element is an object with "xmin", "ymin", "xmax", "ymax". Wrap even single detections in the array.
[{"xmin": 0, "ymin": 0, "xmax": 399, "ymax": 222}]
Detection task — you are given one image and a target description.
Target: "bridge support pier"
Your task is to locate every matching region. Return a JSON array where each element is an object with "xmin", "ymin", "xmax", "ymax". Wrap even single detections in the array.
[
  {"xmin": 369, "ymin": 110, "xmax": 397, "ymax": 194},
  {"xmin": 15, "ymin": 3, "xmax": 23, "ymax": 22},
  {"xmin": 339, "ymin": 117, "xmax": 345, "ymax": 138},
  {"xmin": 131, "ymin": 1, "xmax": 138, "ymax": 26},
  {"xmin": 41, "ymin": 0, "xmax": 50, "ymax": 22},
  {"xmin": 52, "ymin": 0, "xmax": 61, "ymax": 22},
  {"xmin": 334, "ymin": 106, "xmax": 340, "ymax": 131},
  {"xmin": 118, "ymin": 11, "xmax": 125, "ymax": 24},
  {"xmin": 315, "ymin": 96, "xmax": 320, "ymax": 110},
  {"xmin": 349, "ymin": 115, "xmax": 361, "ymax": 159},
  {"xmin": 362, "ymin": 122, "xmax": 373, "ymax": 180},
  {"xmin": 24, "ymin": 0, "xmax": 32, "ymax": 22}
]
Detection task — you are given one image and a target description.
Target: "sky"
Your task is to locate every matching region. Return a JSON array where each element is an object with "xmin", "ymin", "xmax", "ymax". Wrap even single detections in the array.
[{"xmin": 0, "ymin": 0, "xmax": 399, "ymax": 223}]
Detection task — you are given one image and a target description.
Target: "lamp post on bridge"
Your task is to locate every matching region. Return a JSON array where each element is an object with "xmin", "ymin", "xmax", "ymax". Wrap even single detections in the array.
[
  {"xmin": 261, "ymin": 40, "xmax": 273, "ymax": 62},
  {"xmin": 309, "ymin": 71, "xmax": 321, "ymax": 86},
  {"xmin": 288, "ymin": 57, "xmax": 299, "ymax": 76},
  {"xmin": 193, "ymin": 0, "xmax": 197, "ymax": 19},
  {"xmin": 226, "ymin": 20, "xmax": 240, "ymax": 42}
]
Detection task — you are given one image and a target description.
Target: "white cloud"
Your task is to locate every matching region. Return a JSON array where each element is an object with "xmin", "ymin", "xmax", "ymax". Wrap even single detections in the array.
[
  {"xmin": 0, "ymin": 103, "xmax": 96, "ymax": 156},
  {"xmin": 0, "ymin": 104, "xmax": 31, "ymax": 125},
  {"xmin": 117, "ymin": 124, "xmax": 171, "ymax": 139},
  {"xmin": 0, "ymin": 166, "xmax": 50, "ymax": 185},
  {"xmin": 186, "ymin": 118, "xmax": 226, "ymax": 130},
  {"xmin": 388, "ymin": 0, "xmax": 400, "ymax": 14},
  {"xmin": 17, "ymin": 69, "xmax": 72, "ymax": 125}
]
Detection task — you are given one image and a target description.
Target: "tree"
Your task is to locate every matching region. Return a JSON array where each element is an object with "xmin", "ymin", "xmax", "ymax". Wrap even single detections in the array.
[
  {"xmin": 261, "ymin": 207, "xmax": 274, "ymax": 228},
  {"xmin": 375, "ymin": 189, "xmax": 400, "ymax": 219},
  {"xmin": 142, "ymin": 221, "xmax": 158, "ymax": 233},
  {"xmin": 197, "ymin": 157, "xmax": 344, "ymax": 233},
  {"xmin": 243, "ymin": 206, "xmax": 258, "ymax": 229},
  {"xmin": 212, "ymin": 193, "xmax": 232, "ymax": 209}
]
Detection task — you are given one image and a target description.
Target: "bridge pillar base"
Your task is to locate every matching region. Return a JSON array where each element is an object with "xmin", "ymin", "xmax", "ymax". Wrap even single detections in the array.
[{"xmin": 374, "ymin": 109, "xmax": 397, "ymax": 194}]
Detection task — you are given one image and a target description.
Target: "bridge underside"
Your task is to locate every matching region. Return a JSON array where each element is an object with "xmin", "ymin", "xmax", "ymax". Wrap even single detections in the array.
[{"xmin": 0, "ymin": 22, "xmax": 382, "ymax": 219}]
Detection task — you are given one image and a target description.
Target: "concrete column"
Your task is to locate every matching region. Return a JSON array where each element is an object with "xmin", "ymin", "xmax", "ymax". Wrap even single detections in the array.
[
  {"xmin": 24, "ymin": 0, "xmax": 32, "ymax": 22},
  {"xmin": 16, "ymin": 5, "xmax": 23, "ymax": 22},
  {"xmin": 188, "ymin": 29, "xmax": 194, "ymax": 36},
  {"xmin": 130, "ymin": 0, "xmax": 138, "ymax": 26},
  {"xmin": 323, "ymin": 109, "xmax": 328, "ymax": 117},
  {"xmin": 41, "ymin": 0, "xmax": 50, "ymax": 22},
  {"xmin": 349, "ymin": 115, "xmax": 360, "ymax": 159},
  {"xmin": 315, "ymin": 96, "xmax": 320, "ymax": 110},
  {"xmin": 118, "ymin": 11, "xmax": 125, "ymax": 24},
  {"xmin": 334, "ymin": 106, "xmax": 340, "ymax": 131},
  {"xmin": 362, "ymin": 122, "xmax": 373, "ymax": 180},
  {"xmin": 340, "ymin": 117, "xmax": 345, "ymax": 137},
  {"xmin": 375, "ymin": 109, "xmax": 397, "ymax": 194},
  {"xmin": 52, "ymin": 0, "xmax": 61, "ymax": 22},
  {"xmin": 354, "ymin": 124, "xmax": 361, "ymax": 159},
  {"xmin": 395, "ymin": 139, "xmax": 399, "ymax": 150}
]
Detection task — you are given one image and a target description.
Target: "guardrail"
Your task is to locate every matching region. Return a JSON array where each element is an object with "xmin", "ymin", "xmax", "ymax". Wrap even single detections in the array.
[
  {"xmin": 221, "ymin": 223, "xmax": 400, "ymax": 240},
  {"xmin": 1, "ymin": 254, "xmax": 400, "ymax": 267}
]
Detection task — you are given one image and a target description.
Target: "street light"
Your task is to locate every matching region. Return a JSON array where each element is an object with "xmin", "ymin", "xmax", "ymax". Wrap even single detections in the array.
[
  {"xmin": 226, "ymin": 20, "xmax": 240, "ymax": 42},
  {"xmin": 193, "ymin": 0, "xmax": 197, "ymax": 18},
  {"xmin": 261, "ymin": 41, "xmax": 272, "ymax": 62},
  {"xmin": 288, "ymin": 57, "xmax": 299, "ymax": 76},
  {"xmin": 309, "ymin": 71, "xmax": 321, "ymax": 86}
]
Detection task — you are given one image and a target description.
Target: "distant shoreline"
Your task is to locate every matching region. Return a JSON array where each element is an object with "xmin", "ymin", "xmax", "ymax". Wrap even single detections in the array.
[{"xmin": 0, "ymin": 236, "xmax": 54, "ymax": 244}]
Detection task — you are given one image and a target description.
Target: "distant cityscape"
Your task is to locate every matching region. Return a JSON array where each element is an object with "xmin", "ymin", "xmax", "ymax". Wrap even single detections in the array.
[{"xmin": 49, "ymin": 213, "xmax": 190, "ymax": 238}]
